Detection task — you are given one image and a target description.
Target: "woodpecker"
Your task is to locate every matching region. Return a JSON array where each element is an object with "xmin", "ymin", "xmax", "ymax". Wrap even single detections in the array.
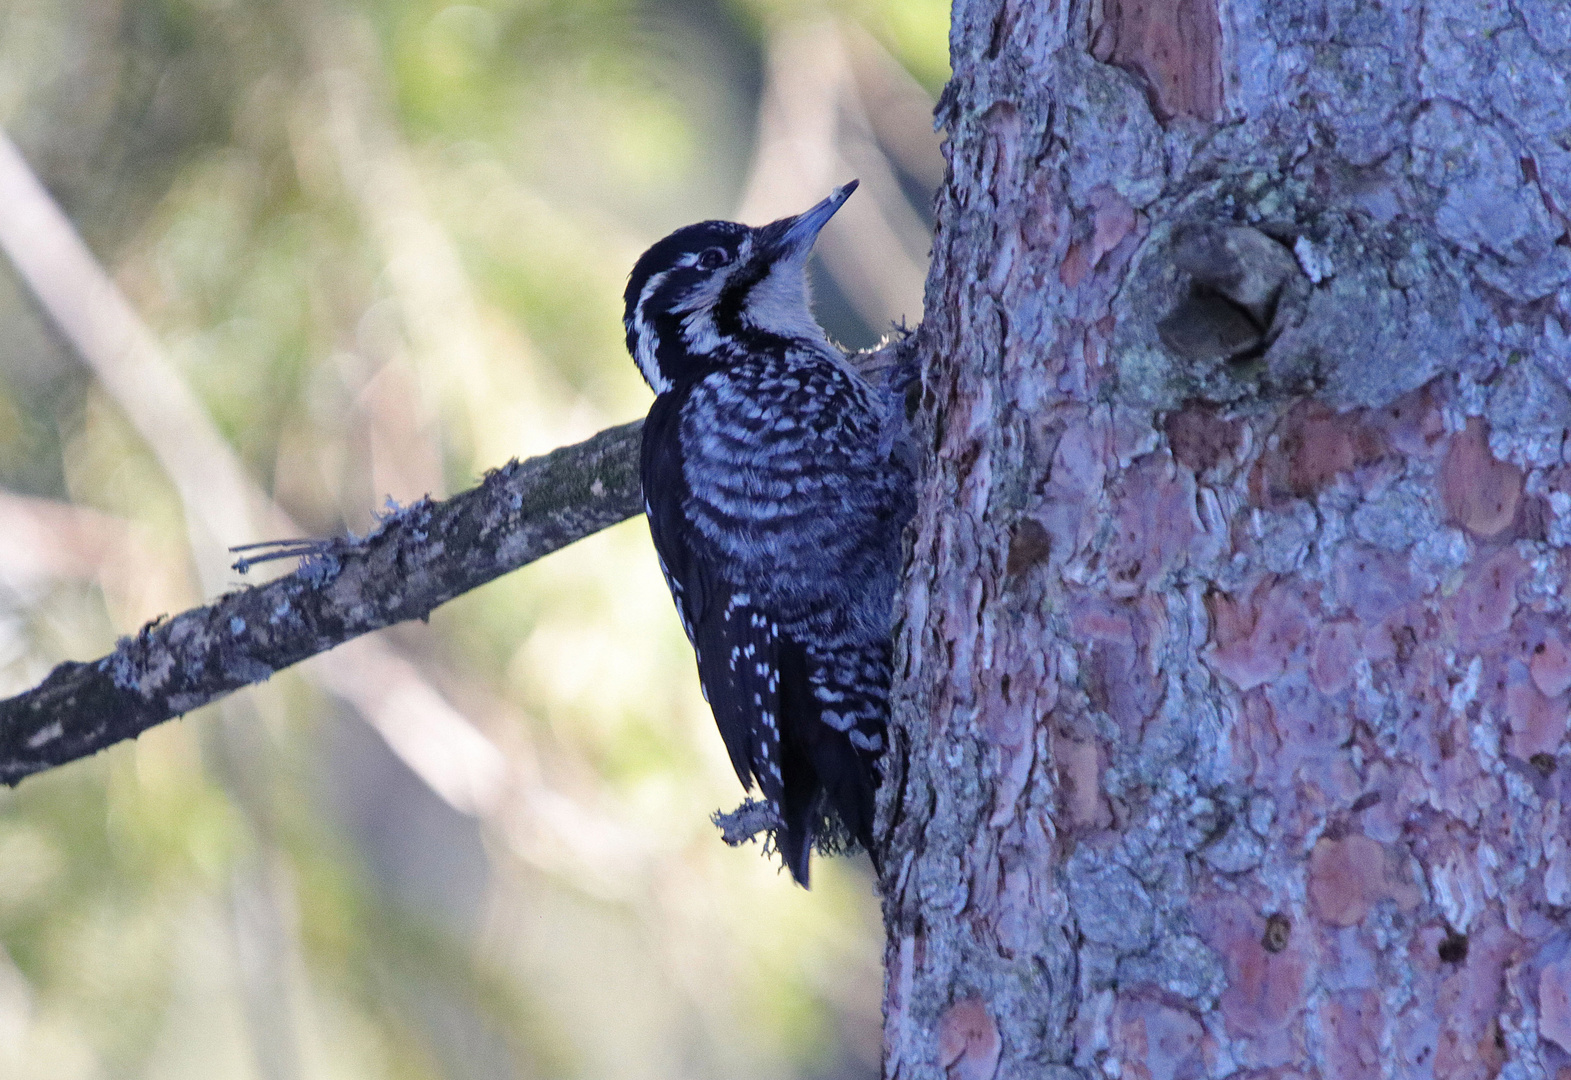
[{"xmin": 624, "ymin": 181, "xmax": 913, "ymax": 886}]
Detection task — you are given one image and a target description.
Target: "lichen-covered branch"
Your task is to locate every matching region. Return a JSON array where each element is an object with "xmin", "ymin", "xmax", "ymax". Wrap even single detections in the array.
[{"xmin": 0, "ymin": 420, "xmax": 643, "ymax": 785}]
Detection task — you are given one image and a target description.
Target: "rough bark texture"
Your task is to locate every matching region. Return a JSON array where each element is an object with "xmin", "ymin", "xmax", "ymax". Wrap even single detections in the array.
[
  {"xmin": 881, "ymin": 2, "xmax": 1571, "ymax": 1079},
  {"xmin": 0, "ymin": 421, "xmax": 642, "ymax": 784}
]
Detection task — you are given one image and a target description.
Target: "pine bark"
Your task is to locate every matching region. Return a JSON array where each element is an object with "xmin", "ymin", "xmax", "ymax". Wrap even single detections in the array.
[{"xmin": 880, "ymin": 2, "xmax": 1571, "ymax": 1078}]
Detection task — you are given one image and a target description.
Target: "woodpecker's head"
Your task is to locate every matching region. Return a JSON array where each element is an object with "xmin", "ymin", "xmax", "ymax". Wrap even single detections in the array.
[{"xmin": 623, "ymin": 181, "xmax": 857, "ymax": 394}]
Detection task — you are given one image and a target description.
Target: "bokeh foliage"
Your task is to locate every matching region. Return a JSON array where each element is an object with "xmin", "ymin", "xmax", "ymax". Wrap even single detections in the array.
[{"xmin": 0, "ymin": 0, "xmax": 944, "ymax": 1077}]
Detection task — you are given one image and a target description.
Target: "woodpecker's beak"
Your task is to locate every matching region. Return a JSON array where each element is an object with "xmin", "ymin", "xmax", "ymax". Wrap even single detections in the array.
[{"xmin": 767, "ymin": 180, "xmax": 859, "ymax": 259}]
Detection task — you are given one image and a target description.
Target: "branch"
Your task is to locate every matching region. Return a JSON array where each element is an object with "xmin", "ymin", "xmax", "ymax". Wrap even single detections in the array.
[{"xmin": 0, "ymin": 421, "xmax": 643, "ymax": 785}]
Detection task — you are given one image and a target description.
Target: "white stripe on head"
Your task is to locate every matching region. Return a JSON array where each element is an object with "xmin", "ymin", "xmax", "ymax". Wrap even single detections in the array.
[
  {"xmin": 633, "ymin": 269, "xmax": 673, "ymax": 394},
  {"xmin": 682, "ymin": 307, "xmax": 724, "ymax": 356}
]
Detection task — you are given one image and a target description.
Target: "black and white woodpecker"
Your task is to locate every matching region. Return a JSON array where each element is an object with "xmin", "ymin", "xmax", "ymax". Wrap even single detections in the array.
[{"xmin": 624, "ymin": 181, "xmax": 914, "ymax": 886}]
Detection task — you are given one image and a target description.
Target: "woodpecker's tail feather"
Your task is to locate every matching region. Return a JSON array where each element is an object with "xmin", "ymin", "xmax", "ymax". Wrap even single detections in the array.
[
  {"xmin": 772, "ymin": 639, "xmax": 886, "ymax": 886},
  {"xmin": 805, "ymin": 641, "xmax": 886, "ymax": 862}
]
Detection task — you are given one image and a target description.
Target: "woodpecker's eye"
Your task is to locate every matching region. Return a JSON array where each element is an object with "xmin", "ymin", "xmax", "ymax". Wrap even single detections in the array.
[{"xmin": 697, "ymin": 247, "xmax": 730, "ymax": 271}]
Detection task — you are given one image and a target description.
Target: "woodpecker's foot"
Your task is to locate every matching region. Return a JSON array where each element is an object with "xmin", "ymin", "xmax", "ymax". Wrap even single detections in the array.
[{"xmin": 882, "ymin": 320, "xmax": 921, "ymax": 396}]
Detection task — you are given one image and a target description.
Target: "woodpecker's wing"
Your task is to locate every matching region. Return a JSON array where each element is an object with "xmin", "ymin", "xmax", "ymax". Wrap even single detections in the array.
[
  {"xmin": 675, "ymin": 357, "xmax": 908, "ymax": 879},
  {"xmin": 699, "ymin": 598, "xmax": 787, "ymax": 817},
  {"xmin": 641, "ymin": 393, "xmax": 787, "ymax": 815}
]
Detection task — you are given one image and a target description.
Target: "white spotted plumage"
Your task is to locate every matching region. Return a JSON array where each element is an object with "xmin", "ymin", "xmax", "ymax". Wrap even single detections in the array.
[{"xmin": 625, "ymin": 183, "xmax": 912, "ymax": 886}]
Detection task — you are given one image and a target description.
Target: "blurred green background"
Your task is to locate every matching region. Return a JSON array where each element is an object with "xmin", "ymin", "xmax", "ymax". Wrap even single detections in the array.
[{"xmin": 0, "ymin": 0, "xmax": 945, "ymax": 1077}]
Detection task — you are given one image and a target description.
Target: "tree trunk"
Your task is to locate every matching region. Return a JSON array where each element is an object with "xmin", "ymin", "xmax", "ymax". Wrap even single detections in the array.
[{"xmin": 882, "ymin": 2, "xmax": 1571, "ymax": 1078}]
